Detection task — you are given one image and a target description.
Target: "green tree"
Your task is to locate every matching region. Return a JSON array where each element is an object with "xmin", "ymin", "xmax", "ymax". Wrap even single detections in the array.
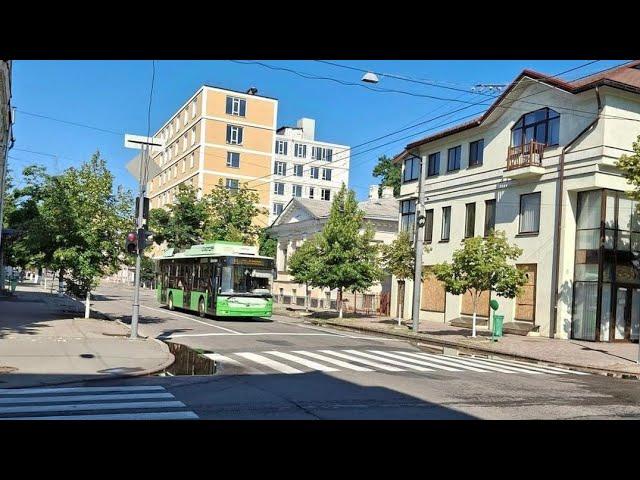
[
  {"xmin": 310, "ymin": 184, "xmax": 383, "ymax": 318},
  {"xmin": 287, "ymin": 237, "xmax": 322, "ymax": 311},
  {"xmin": 258, "ymin": 229, "xmax": 277, "ymax": 258},
  {"xmin": 617, "ymin": 135, "xmax": 640, "ymax": 202},
  {"xmin": 202, "ymin": 180, "xmax": 267, "ymax": 245},
  {"xmin": 372, "ymin": 154, "xmax": 401, "ymax": 197},
  {"xmin": 432, "ymin": 230, "xmax": 527, "ymax": 337},
  {"xmin": 380, "ymin": 230, "xmax": 421, "ymax": 281},
  {"xmin": 148, "ymin": 183, "xmax": 206, "ymax": 249}
]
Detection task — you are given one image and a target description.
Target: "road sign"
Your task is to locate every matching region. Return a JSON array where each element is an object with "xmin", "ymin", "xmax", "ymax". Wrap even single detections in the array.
[
  {"xmin": 124, "ymin": 134, "xmax": 163, "ymax": 150},
  {"xmin": 126, "ymin": 152, "xmax": 161, "ymax": 180}
]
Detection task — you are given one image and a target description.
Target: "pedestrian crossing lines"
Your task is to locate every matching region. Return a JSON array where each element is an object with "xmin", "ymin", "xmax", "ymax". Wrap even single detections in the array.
[
  {"xmin": 0, "ymin": 385, "xmax": 199, "ymax": 420},
  {"xmin": 206, "ymin": 349, "xmax": 589, "ymax": 378}
]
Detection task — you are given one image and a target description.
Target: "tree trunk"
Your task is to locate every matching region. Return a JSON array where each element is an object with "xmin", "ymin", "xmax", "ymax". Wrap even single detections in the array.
[
  {"xmin": 85, "ymin": 290, "xmax": 91, "ymax": 319},
  {"xmin": 58, "ymin": 271, "xmax": 64, "ymax": 297},
  {"xmin": 338, "ymin": 288, "xmax": 343, "ymax": 319},
  {"xmin": 471, "ymin": 292, "xmax": 478, "ymax": 338},
  {"xmin": 305, "ymin": 282, "xmax": 309, "ymax": 312}
]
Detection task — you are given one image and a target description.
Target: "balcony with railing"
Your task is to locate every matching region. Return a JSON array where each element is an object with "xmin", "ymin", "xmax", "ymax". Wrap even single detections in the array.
[{"xmin": 504, "ymin": 140, "xmax": 546, "ymax": 179}]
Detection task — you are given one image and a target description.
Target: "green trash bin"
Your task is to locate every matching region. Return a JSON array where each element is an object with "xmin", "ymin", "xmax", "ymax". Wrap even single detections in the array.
[{"xmin": 492, "ymin": 314, "xmax": 504, "ymax": 340}]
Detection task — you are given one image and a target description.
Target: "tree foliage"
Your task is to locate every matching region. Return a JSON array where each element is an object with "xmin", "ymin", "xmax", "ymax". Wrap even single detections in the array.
[
  {"xmin": 380, "ymin": 230, "xmax": 423, "ymax": 281},
  {"xmin": 258, "ymin": 229, "xmax": 277, "ymax": 258},
  {"xmin": 617, "ymin": 135, "xmax": 640, "ymax": 202},
  {"xmin": 372, "ymin": 154, "xmax": 401, "ymax": 197},
  {"xmin": 288, "ymin": 236, "xmax": 322, "ymax": 287},
  {"xmin": 148, "ymin": 183, "xmax": 205, "ymax": 249},
  {"xmin": 5, "ymin": 153, "xmax": 133, "ymax": 297}
]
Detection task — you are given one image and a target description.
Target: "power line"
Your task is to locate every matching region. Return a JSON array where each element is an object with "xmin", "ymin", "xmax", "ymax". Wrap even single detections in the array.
[{"xmin": 13, "ymin": 108, "xmax": 125, "ymax": 136}]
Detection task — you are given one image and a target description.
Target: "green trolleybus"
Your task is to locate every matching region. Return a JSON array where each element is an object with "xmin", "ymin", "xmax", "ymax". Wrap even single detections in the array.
[{"xmin": 155, "ymin": 241, "xmax": 275, "ymax": 318}]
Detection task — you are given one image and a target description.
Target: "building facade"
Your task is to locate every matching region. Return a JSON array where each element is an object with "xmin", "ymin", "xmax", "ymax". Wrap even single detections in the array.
[
  {"xmin": 392, "ymin": 61, "xmax": 640, "ymax": 343},
  {"xmin": 269, "ymin": 185, "xmax": 396, "ymax": 312},
  {"xmin": 270, "ymin": 118, "xmax": 350, "ymax": 223},
  {"xmin": 147, "ymin": 85, "xmax": 278, "ymax": 229},
  {"xmin": 0, "ymin": 60, "xmax": 13, "ymax": 292}
]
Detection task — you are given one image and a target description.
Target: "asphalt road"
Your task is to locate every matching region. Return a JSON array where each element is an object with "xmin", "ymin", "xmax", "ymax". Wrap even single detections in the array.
[{"xmin": 49, "ymin": 282, "xmax": 640, "ymax": 420}]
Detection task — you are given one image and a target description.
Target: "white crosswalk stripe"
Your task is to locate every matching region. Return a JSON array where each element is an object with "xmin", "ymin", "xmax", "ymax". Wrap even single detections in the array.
[
  {"xmin": 0, "ymin": 385, "xmax": 198, "ymax": 420},
  {"xmin": 212, "ymin": 348, "xmax": 588, "ymax": 378}
]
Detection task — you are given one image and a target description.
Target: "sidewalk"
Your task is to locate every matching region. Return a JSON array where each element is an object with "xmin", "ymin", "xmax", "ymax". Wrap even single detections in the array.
[
  {"xmin": 274, "ymin": 305, "xmax": 640, "ymax": 379},
  {"xmin": 0, "ymin": 283, "xmax": 174, "ymax": 388}
]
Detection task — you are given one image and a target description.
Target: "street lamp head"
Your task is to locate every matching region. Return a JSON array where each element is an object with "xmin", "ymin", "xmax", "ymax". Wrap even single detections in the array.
[{"xmin": 361, "ymin": 72, "xmax": 380, "ymax": 84}]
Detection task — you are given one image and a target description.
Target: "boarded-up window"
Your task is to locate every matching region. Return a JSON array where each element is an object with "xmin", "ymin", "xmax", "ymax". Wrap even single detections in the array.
[
  {"xmin": 421, "ymin": 269, "xmax": 446, "ymax": 312},
  {"xmin": 461, "ymin": 289, "xmax": 491, "ymax": 317},
  {"xmin": 515, "ymin": 264, "xmax": 537, "ymax": 322}
]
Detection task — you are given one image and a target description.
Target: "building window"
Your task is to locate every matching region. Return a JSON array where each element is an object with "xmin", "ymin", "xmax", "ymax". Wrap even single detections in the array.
[
  {"xmin": 403, "ymin": 157, "xmax": 420, "ymax": 183},
  {"xmin": 312, "ymin": 146, "xmax": 332, "ymax": 161},
  {"xmin": 292, "ymin": 185, "xmax": 302, "ymax": 197},
  {"xmin": 309, "ymin": 187, "xmax": 315, "ymax": 199},
  {"xmin": 182, "ymin": 159, "xmax": 186, "ymax": 173},
  {"xmin": 294, "ymin": 143, "xmax": 307, "ymax": 158},
  {"xmin": 191, "ymin": 127, "xmax": 196, "ymax": 146},
  {"xmin": 182, "ymin": 135, "xmax": 187, "ymax": 152},
  {"xmin": 427, "ymin": 152, "xmax": 440, "ymax": 177},
  {"xmin": 321, "ymin": 189, "xmax": 331, "ymax": 201},
  {"xmin": 275, "ymin": 140, "xmax": 288, "ymax": 155},
  {"xmin": 310, "ymin": 167, "xmax": 319, "ymax": 179},
  {"xmin": 511, "ymin": 108, "xmax": 560, "ymax": 147},
  {"xmin": 225, "ymin": 178, "xmax": 239, "ymax": 192},
  {"xmin": 465, "ymin": 202, "xmax": 476, "ymax": 238},
  {"xmin": 173, "ymin": 165, "xmax": 177, "ymax": 178},
  {"xmin": 447, "ymin": 146, "xmax": 461, "ymax": 172},
  {"xmin": 322, "ymin": 168, "xmax": 332, "ymax": 181},
  {"xmin": 400, "ymin": 199, "xmax": 416, "ymax": 237},
  {"xmin": 226, "ymin": 125, "xmax": 243, "ymax": 145},
  {"xmin": 441, "ymin": 206, "xmax": 451, "ymax": 241},
  {"xmin": 191, "ymin": 100, "xmax": 197, "ymax": 118},
  {"xmin": 274, "ymin": 161, "xmax": 287, "ymax": 176},
  {"xmin": 484, "ymin": 199, "xmax": 496, "ymax": 237},
  {"xmin": 424, "ymin": 209, "xmax": 434, "ymax": 243},
  {"xmin": 519, "ymin": 192, "xmax": 541, "ymax": 234},
  {"xmin": 469, "ymin": 139, "xmax": 484, "ymax": 167},
  {"xmin": 226, "ymin": 96, "xmax": 246, "ymax": 117},
  {"xmin": 274, "ymin": 182, "xmax": 285, "ymax": 196},
  {"xmin": 226, "ymin": 151, "xmax": 240, "ymax": 168},
  {"xmin": 273, "ymin": 203, "xmax": 284, "ymax": 216},
  {"xmin": 175, "ymin": 116, "xmax": 180, "ymax": 131},
  {"xmin": 190, "ymin": 153, "xmax": 195, "ymax": 168},
  {"xmin": 293, "ymin": 164, "xmax": 303, "ymax": 177}
]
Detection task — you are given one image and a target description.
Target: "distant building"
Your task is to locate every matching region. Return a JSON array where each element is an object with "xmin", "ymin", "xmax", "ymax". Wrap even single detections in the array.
[
  {"xmin": 269, "ymin": 185, "xmax": 396, "ymax": 313},
  {"xmin": 271, "ymin": 118, "xmax": 350, "ymax": 223}
]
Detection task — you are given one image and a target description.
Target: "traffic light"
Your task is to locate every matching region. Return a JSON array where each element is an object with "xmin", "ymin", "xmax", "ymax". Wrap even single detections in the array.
[
  {"xmin": 125, "ymin": 232, "xmax": 138, "ymax": 254},
  {"xmin": 137, "ymin": 228, "xmax": 153, "ymax": 252}
]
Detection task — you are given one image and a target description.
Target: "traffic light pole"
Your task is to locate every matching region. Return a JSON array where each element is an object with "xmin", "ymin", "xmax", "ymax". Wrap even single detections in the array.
[
  {"xmin": 411, "ymin": 155, "xmax": 426, "ymax": 333},
  {"xmin": 130, "ymin": 143, "xmax": 147, "ymax": 340}
]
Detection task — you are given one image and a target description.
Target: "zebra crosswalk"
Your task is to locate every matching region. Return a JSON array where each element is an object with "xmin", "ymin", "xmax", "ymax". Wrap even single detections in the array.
[
  {"xmin": 206, "ymin": 349, "xmax": 589, "ymax": 378},
  {"xmin": 0, "ymin": 385, "xmax": 199, "ymax": 420}
]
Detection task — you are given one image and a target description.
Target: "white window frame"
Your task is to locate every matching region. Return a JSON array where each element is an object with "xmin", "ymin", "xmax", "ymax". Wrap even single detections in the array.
[
  {"xmin": 273, "ymin": 203, "xmax": 284, "ymax": 216},
  {"xmin": 275, "ymin": 140, "xmax": 287, "ymax": 155},
  {"xmin": 310, "ymin": 166, "xmax": 319, "ymax": 179},
  {"xmin": 294, "ymin": 143, "xmax": 307, "ymax": 158},
  {"xmin": 292, "ymin": 184, "xmax": 302, "ymax": 197},
  {"xmin": 191, "ymin": 100, "xmax": 196, "ymax": 118},
  {"xmin": 309, "ymin": 187, "xmax": 315, "ymax": 199},
  {"xmin": 274, "ymin": 161, "xmax": 286, "ymax": 176},
  {"xmin": 182, "ymin": 159, "xmax": 186, "ymax": 173},
  {"xmin": 321, "ymin": 189, "xmax": 331, "ymax": 201},
  {"xmin": 227, "ymin": 125, "xmax": 243, "ymax": 145},
  {"xmin": 322, "ymin": 168, "xmax": 332, "ymax": 181},
  {"xmin": 226, "ymin": 151, "xmax": 240, "ymax": 168},
  {"xmin": 274, "ymin": 182, "xmax": 285, "ymax": 196},
  {"xmin": 190, "ymin": 153, "xmax": 194, "ymax": 168},
  {"xmin": 191, "ymin": 127, "xmax": 196, "ymax": 146},
  {"xmin": 226, "ymin": 178, "xmax": 239, "ymax": 192},
  {"xmin": 293, "ymin": 164, "xmax": 303, "ymax": 177}
]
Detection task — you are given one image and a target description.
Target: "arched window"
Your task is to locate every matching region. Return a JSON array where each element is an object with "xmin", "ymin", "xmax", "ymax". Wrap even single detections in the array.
[{"xmin": 511, "ymin": 108, "xmax": 560, "ymax": 147}]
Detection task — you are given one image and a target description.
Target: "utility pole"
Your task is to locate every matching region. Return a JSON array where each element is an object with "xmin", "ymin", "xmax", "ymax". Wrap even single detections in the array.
[
  {"xmin": 124, "ymin": 134, "xmax": 163, "ymax": 340},
  {"xmin": 411, "ymin": 154, "xmax": 426, "ymax": 333}
]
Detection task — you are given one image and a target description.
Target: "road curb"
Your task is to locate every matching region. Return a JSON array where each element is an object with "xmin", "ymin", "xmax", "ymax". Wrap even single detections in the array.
[{"xmin": 308, "ymin": 319, "xmax": 640, "ymax": 381}]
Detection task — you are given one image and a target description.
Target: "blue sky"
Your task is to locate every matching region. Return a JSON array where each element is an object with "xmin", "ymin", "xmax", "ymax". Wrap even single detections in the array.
[{"xmin": 9, "ymin": 60, "xmax": 627, "ymax": 199}]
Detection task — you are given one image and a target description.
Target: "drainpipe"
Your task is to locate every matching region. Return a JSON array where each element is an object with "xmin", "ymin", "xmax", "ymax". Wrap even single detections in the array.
[{"xmin": 550, "ymin": 86, "xmax": 603, "ymax": 338}]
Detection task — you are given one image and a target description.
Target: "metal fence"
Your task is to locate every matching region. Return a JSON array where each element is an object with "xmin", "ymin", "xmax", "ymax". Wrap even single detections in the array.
[{"xmin": 274, "ymin": 292, "xmax": 390, "ymax": 316}]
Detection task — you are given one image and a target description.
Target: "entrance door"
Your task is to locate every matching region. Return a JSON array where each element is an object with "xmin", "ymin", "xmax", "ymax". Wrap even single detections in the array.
[{"xmin": 612, "ymin": 287, "xmax": 640, "ymax": 342}]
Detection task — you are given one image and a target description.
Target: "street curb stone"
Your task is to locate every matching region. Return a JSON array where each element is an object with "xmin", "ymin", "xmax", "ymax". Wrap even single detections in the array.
[{"xmin": 308, "ymin": 319, "xmax": 640, "ymax": 381}]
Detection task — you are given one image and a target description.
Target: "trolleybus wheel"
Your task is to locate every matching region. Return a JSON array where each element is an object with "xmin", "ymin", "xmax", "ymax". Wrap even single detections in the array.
[{"xmin": 198, "ymin": 297, "xmax": 206, "ymax": 318}]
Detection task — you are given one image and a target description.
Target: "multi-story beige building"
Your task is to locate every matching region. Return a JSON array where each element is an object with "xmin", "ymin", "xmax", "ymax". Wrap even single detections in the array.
[{"xmin": 147, "ymin": 85, "xmax": 278, "ymax": 228}]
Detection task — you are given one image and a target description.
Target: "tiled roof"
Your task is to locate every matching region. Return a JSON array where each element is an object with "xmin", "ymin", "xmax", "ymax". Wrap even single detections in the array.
[{"xmin": 288, "ymin": 196, "xmax": 398, "ymax": 221}]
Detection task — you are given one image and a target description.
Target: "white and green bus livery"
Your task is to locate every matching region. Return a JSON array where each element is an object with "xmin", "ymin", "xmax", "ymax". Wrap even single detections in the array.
[{"xmin": 155, "ymin": 241, "xmax": 275, "ymax": 318}]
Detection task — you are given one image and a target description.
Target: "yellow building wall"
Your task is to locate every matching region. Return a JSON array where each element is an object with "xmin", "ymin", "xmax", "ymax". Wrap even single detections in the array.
[{"xmin": 205, "ymin": 89, "xmax": 275, "ymax": 127}]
